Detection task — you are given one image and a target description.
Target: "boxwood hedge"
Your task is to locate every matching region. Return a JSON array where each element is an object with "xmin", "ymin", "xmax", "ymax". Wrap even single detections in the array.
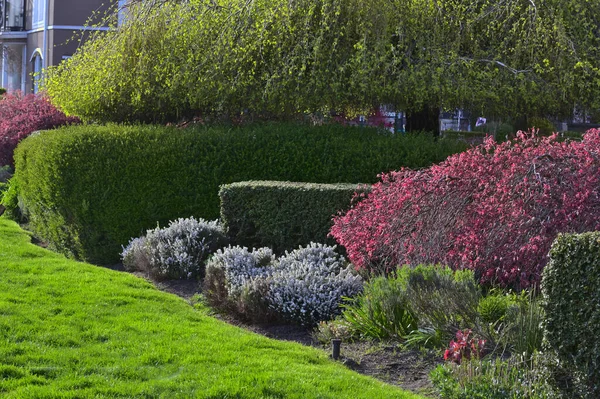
[
  {"xmin": 12, "ymin": 123, "xmax": 467, "ymax": 264},
  {"xmin": 543, "ymin": 232, "xmax": 600, "ymax": 398},
  {"xmin": 220, "ymin": 180, "xmax": 371, "ymax": 253}
]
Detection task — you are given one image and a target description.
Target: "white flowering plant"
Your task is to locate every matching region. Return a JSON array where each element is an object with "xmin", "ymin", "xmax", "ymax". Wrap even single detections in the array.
[
  {"xmin": 121, "ymin": 217, "xmax": 228, "ymax": 280},
  {"xmin": 204, "ymin": 246, "xmax": 275, "ymax": 321},
  {"xmin": 268, "ymin": 243, "xmax": 363, "ymax": 326},
  {"xmin": 204, "ymin": 243, "xmax": 363, "ymax": 326}
]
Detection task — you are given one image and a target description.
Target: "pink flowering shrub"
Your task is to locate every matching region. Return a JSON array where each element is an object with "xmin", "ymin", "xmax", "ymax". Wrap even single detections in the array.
[
  {"xmin": 331, "ymin": 129, "xmax": 600, "ymax": 289},
  {"xmin": 0, "ymin": 92, "xmax": 79, "ymax": 166},
  {"xmin": 443, "ymin": 329, "xmax": 486, "ymax": 364}
]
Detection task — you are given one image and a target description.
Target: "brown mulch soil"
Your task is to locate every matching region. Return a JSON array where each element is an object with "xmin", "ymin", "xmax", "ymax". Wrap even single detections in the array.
[{"xmin": 113, "ymin": 264, "xmax": 442, "ymax": 397}]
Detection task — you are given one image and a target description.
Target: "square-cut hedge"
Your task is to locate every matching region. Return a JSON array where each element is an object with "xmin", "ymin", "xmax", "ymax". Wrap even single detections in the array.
[
  {"xmin": 12, "ymin": 123, "xmax": 467, "ymax": 264},
  {"xmin": 543, "ymin": 232, "xmax": 600, "ymax": 397},
  {"xmin": 220, "ymin": 180, "xmax": 370, "ymax": 253}
]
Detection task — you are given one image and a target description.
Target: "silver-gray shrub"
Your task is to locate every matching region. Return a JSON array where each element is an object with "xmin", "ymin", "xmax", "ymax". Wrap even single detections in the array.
[
  {"xmin": 121, "ymin": 217, "xmax": 228, "ymax": 279},
  {"xmin": 268, "ymin": 243, "xmax": 363, "ymax": 326},
  {"xmin": 204, "ymin": 243, "xmax": 363, "ymax": 326},
  {"xmin": 203, "ymin": 246, "xmax": 275, "ymax": 321}
]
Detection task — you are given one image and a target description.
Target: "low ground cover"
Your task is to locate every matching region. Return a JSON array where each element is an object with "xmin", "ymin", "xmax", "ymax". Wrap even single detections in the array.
[{"xmin": 0, "ymin": 218, "xmax": 421, "ymax": 399}]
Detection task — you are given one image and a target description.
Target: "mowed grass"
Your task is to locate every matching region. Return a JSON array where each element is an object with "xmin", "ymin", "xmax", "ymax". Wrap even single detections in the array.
[{"xmin": 0, "ymin": 218, "xmax": 422, "ymax": 399}]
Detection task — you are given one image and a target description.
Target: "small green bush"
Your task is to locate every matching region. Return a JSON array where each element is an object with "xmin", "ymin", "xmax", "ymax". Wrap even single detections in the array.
[
  {"xmin": 431, "ymin": 353, "xmax": 558, "ymax": 399},
  {"xmin": 542, "ymin": 232, "xmax": 600, "ymax": 398},
  {"xmin": 340, "ymin": 274, "xmax": 418, "ymax": 340},
  {"xmin": 472, "ymin": 121, "xmax": 515, "ymax": 140},
  {"xmin": 220, "ymin": 180, "xmax": 370, "ymax": 253},
  {"xmin": 500, "ymin": 291, "xmax": 544, "ymax": 358},
  {"xmin": 0, "ymin": 178, "xmax": 21, "ymax": 221},
  {"xmin": 340, "ymin": 265, "xmax": 481, "ymax": 347},
  {"xmin": 0, "ymin": 182, "xmax": 6, "ymax": 206},
  {"xmin": 478, "ymin": 292, "xmax": 512, "ymax": 325},
  {"xmin": 403, "ymin": 265, "xmax": 482, "ymax": 347},
  {"xmin": 13, "ymin": 123, "xmax": 466, "ymax": 264}
]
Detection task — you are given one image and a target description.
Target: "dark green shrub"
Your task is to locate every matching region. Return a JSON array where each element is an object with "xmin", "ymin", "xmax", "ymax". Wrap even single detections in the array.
[
  {"xmin": 220, "ymin": 180, "xmax": 370, "ymax": 253},
  {"xmin": 0, "ymin": 88, "xmax": 6, "ymax": 95},
  {"xmin": 542, "ymin": 232, "xmax": 600, "ymax": 398},
  {"xmin": 13, "ymin": 123, "xmax": 466, "ymax": 264},
  {"xmin": 472, "ymin": 121, "xmax": 515, "ymax": 141}
]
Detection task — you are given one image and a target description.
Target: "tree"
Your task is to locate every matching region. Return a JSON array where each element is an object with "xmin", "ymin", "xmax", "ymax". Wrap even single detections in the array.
[{"xmin": 45, "ymin": 0, "xmax": 600, "ymax": 123}]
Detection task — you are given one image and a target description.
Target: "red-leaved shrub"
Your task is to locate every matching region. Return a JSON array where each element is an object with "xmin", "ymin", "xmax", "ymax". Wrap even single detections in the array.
[
  {"xmin": 0, "ymin": 92, "xmax": 79, "ymax": 166},
  {"xmin": 331, "ymin": 130, "xmax": 600, "ymax": 289},
  {"xmin": 443, "ymin": 329, "xmax": 486, "ymax": 364}
]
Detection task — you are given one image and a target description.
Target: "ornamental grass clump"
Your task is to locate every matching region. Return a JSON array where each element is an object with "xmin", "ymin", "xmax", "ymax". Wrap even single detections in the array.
[
  {"xmin": 204, "ymin": 243, "xmax": 362, "ymax": 326},
  {"xmin": 332, "ymin": 129, "xmax": 600, "ymax": 289},
  {"xmin": 122, "ymin": 217, "xmax": 228, "ymax": 280}
]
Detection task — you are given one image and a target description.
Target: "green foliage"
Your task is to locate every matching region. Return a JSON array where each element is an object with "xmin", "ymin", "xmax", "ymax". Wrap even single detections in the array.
[
  {"xmin": 543, "ymin": 232, "xmax": 600, "ymax": 398},
  {"xmin": 403, "ymin": 266, "xmax": 482, "ymax": 347},
  {"xmin": 45, "ymin": 0, "xmax": 600, "ymax": 123},
  {"xmin": 340, "ymin": 275, "xmax": 418, "ymax": 341},
  {"xmin": 431, "ymin": 353, "xmax": 558, "ymax": 399},
  {"xmin": 340, "ymin": 265, "xmax": 481, "ymax": 347},
  {"xmin": 12, "ymin": 122, "xmax": 465, "ymax": 264},
  {"xmin": 0, "ymin": 218, "xmax": 421, "ymax": 399},
  {"xmin": 0, "ymin": 87, "xmax": 6, "ymax": 95},
  {"xmin": 472, "ymin": 122, "xmax": 515, "ymax": 140},
  {"xmin": 528, "ymin": 117, "xmax": 556, "ymax": 136},
  {"xmin": 0, "ymin": 178, "xmax": 21, "ymax": 221},
  {"xmin": 220, "ymin": 180, "xmax": 371, "ymax": 253},
  {"xmin": 477, "ymin": 293, "xmax": 512, "ymax": 325},
  {"xmin": 314, "ymin": 318, "xmax": 356, "ymax": 344},
  {"xmin": 500, "ymin": 291, "xmax": 544, "ymax": 358}
]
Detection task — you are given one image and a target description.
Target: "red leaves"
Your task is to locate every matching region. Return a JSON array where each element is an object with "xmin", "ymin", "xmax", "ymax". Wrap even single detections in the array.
[
  {"xmin": 443, "ymin": 329, "xmax": 486, "ymax": 364},
  {"xmin": 331, "ymin": 130, "xmax": 600, "ymax": 289},
  {"xmin": 0, "ymin": 92, "xmax": 79, "ymax": 166}
]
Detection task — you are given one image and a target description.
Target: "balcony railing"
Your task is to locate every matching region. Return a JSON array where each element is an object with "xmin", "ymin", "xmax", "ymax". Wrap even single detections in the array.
[{"xmin": 0, "ymin": 0, "xmax": 25, "ymax": 32}]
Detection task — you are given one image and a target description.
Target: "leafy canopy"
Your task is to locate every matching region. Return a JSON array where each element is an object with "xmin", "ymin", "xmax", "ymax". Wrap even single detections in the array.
[{"xmin": 46, "ymin": 0, "xmax": 600, "ymax": 123}]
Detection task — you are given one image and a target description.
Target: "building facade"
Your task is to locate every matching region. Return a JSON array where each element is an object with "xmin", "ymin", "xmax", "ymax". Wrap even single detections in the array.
[{"xmin": 0, "ymin": 0, "xmax": 111, "ymax": 93}]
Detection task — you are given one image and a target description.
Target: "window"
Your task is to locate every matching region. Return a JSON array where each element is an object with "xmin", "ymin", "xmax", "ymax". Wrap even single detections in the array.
[
  {"xmin": 32, "ymin": 0, "xmax": 44, "ymax": 28},
  {"xmin": 31, "ymin": 50, "xmax": 42, "ymax": 93}
]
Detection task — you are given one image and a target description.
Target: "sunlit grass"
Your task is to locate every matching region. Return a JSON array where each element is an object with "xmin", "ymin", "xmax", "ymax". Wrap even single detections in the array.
[{"xmin": 0, "ymin": 218, "xmax": 422, "ymax": 398}]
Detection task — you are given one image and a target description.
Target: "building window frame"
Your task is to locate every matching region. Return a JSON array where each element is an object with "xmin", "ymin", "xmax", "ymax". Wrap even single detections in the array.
[
  {"xmin": 32, "ymin": 0, "xmax": 45, "ymax": 29},
  {"xmin": 30, "ymin": 48, "xmax": 43, "ymax": 93}
]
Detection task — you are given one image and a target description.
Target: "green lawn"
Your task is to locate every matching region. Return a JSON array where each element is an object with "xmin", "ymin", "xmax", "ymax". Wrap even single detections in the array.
[{"xmin": 0, "ymin": 218, "xmax": 422, "ymax": 399}]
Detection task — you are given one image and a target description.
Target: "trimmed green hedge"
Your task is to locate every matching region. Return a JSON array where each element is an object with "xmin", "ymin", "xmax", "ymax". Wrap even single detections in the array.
[
  {"xmin": 12, "ymin": 122, "xmax": 467, "ymax": 264},
  {"xmin": 220, "ymin": 181, "xmax": 370, "ymax": 253},
  {"xmin": 543, "ymin": 232, "xmax": 600, "ymax": 398}
]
